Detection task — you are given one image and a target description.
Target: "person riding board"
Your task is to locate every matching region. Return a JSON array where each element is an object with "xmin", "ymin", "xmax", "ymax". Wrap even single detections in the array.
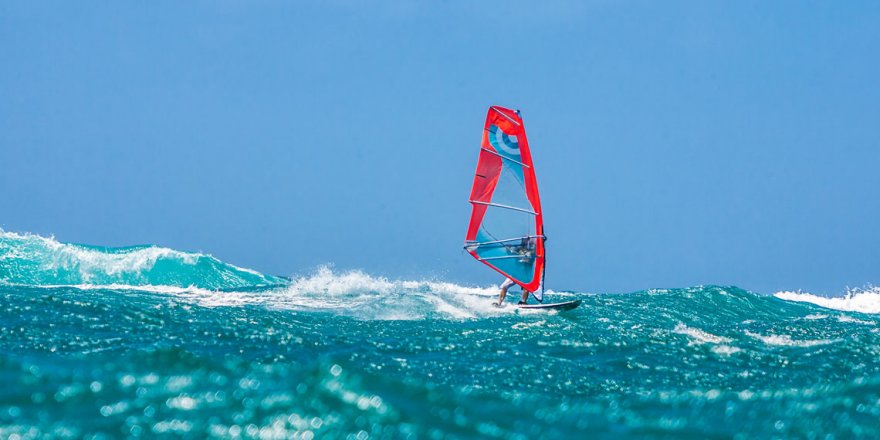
[{"xmin": 493, "ymin": 278, "xmax": 530, "ymax": 306}]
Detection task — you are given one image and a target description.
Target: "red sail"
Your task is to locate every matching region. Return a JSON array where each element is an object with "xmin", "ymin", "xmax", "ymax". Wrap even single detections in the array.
[{"xmin": 464, "ymin": 106, "xmax": 545, "ymax": 294}]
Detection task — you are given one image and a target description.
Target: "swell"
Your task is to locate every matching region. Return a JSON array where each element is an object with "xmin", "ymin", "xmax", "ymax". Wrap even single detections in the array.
[
  {"xmin": 0, "ymin": 230, "xmax": 284, "ymax": 290},
  {"xmin": 2, "ymin": 231, "xmax": 877, "ymax": 323}
]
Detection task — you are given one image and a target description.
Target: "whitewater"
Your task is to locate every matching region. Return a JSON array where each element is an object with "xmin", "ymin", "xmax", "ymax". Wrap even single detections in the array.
[{"xmin": 1, "ymin": 230, "xmax": 879, "ymax": 439}]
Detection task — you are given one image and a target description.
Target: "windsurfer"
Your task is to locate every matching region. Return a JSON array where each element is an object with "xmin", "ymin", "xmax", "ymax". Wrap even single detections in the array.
[{"xmin": 494, "ymin": 278, "xmax": 530, "ymax": 306}]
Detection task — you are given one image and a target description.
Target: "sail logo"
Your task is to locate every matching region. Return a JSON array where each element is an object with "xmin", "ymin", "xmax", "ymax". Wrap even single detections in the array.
[{"xmin": 488, "ymin": 125, "xmax": 520, "ymax": 156}]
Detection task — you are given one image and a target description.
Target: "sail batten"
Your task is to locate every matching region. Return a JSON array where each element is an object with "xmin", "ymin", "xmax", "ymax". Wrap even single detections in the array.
[
  {"xmin": 479, "ymin": 148, "xmax": 530, "ymax": 168},
  {"xmin": 464, "ymin": 106, "xmax": 545, "ymax": 294},
  {"xmin": 469, "ymin": 201, "xmax": 538, "ymax": 215},
  {"xmin": 465, "ymin": 235, "xmax": 547, "ymax": 248}
]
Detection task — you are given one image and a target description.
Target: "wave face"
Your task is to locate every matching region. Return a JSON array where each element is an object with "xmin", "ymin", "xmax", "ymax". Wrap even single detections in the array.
[
  {"xmin": 1, "ymin": 231, "xmax": 879, "ymax": 438},
  {"xmin": 0, "ymin": 231, "xmax": 285, "ymax": 289}
]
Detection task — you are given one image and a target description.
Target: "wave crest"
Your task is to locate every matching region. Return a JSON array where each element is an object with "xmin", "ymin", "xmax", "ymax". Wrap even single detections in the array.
[
  {"xmin": 0, "ymin": 230, "xmax": 283, "ymax": 289},
  {"xmin": 774, "ymin": 287, "xmax": 880, "ymax": 314}
]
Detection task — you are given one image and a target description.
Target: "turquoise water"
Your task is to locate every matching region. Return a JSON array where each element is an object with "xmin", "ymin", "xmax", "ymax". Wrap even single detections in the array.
[{"xmin": 2, "ymin": 231, "xmax": 879, "ymax": 439}]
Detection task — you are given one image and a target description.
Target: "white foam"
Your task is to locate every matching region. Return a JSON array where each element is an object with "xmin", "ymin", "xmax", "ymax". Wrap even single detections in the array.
[
  {"xmin": 286, "ymin": 266, "xmax": 396, "ymax": 296},
  {"xmin": 19, "ymin": 282, "xmax": 266, "ymax": 310},
  {"xmin": 512, "ymin": 320, "xmax": 547, "ymax": 330},
  {"xmin": 837, "ymin": 315, "xmax": 876, "ymax": 325},
  {"xmin": 711, "ymin": 345, "xmax": 742, "ymax": 355},
  {"xmin": 423, "ymin": 295, "xmax": 477, "ymax": 319},
  {"xmin": 744, "ymin": 331, "xmax": 833, "ymax": 347},
  {"xmin": 294, "ymin": 266, "xmax": 565, "ymax": 320},
  {"xmin": 19, "ymin": 282, "xmax": 213, "ymax": 297},
  {"xmin": 804, "ymin": 314, "xmax": 829, "ymax": 320},
  {"xmin": 774, "ymin": 287, "xmax": 880, "ymax": 314},
  {"xmin": 673, "ymin": 323, "xmax": 731, "ymax": 345}
]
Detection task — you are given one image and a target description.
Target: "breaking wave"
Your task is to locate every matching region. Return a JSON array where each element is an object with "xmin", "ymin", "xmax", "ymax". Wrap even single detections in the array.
[
  {"xmin": 0, "ymin": 230, "xmax": 284, "ymax": 289},
  {"xmin": 774, "ymin": 287, "xmax": 880, "ymax": 314},
  {"xmin": 175, "ymin": 266, "xmax": 551, "ymax": 320}
]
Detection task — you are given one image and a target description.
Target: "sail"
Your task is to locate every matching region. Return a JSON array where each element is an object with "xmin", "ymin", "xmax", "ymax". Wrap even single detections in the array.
[{"xmin": 464, "ymin": 106, "xmax": 545, "ymax": 297}]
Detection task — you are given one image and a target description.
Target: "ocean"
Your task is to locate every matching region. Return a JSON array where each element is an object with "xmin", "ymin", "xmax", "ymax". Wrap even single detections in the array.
[{"xmin": 1, "ymin": 230, "xmax": 878, "ymax": 439}]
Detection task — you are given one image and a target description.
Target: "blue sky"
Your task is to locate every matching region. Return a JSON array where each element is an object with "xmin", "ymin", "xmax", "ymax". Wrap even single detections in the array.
[{"xmin": 1, "ymin": 1, "xmax": 878, "ymax": 295}]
